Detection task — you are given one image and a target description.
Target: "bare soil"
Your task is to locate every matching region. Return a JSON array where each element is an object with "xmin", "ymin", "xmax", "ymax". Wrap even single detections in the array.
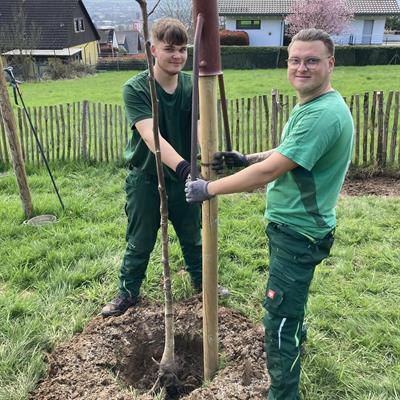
[
  {"xmin": 341, "ymin": 176, "xmax": 400, "ymax": 197},
  {"xmin": 28, "ymin": 176, "xmax": 400, "ymax": 400},
  {"xmin": 30, "ymin": 296, "xmax": 269, "ymax": 400}
]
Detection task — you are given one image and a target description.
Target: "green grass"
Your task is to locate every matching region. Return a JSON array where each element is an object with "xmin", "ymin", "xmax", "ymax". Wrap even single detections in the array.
[
  {"xmin": 10, "ymin": 65, "xmax": 400, "ymax": 107},
  {"xmin": 1, "ymin": 164, "xmax": 400, "ymax": 399}
]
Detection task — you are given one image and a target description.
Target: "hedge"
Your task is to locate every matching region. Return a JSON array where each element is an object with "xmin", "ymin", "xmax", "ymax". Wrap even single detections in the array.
[
  {"xmin": 96, "ymin": 45, "xmax": 400, "ymax": 71},
  {"xmin": 219, "ymin": 30, "xmax": 249, "ymax": 46}
]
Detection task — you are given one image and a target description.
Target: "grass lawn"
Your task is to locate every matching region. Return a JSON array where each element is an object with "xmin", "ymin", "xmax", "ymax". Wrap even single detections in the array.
[
  {"xmin": 10, "ymin": 65, "xmax": 400, "ymax": 107},
  {"xmin": 1, "ymin": 164, "xmax": 400, "ymax": 399}
]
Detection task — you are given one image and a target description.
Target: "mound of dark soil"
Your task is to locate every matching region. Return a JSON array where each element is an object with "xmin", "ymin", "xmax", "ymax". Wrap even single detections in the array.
[{"xmin": 29, "ymin": 297, "xmax": 269, "ymax": 400}]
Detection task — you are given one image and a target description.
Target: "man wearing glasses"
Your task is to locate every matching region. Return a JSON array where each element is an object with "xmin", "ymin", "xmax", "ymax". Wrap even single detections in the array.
[{"xmin": 186, "ymin": 28, "xmax": 354, "ymax": 399}]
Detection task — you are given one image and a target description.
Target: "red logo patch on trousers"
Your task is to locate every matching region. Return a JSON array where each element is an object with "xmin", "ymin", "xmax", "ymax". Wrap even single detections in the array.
[{"xmin": 267, "ymin": 289, "xmax": 276, "ymax": 300}]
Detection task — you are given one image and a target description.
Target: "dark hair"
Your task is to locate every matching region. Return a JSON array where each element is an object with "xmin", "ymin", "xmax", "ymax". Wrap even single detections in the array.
[
  {"xmin": 289, "ymin": 28, "xmax": 335, "ymax": 56},
  {"xmin": 151, "ymin": 18, "xmax": 188, "ymax": 46}
]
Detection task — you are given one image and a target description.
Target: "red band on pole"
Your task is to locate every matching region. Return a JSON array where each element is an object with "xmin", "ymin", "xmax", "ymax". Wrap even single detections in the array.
[{"xmin": 192, "ymin": 0, "xmax": 222, "ymax": 76}]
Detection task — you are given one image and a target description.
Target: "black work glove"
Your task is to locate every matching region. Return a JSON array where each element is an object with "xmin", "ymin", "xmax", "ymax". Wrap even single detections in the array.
[
  {"xmin": 211, "ymin": 151, "xmax": 249, "ymax": 173},
  {"xmin": 175, "ymin": 160, "xmax": 191, "ymax": 182}
]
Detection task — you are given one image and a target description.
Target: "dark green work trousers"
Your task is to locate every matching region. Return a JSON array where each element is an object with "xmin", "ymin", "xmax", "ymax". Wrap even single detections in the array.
[
  {"xmin": 264, "ymin": 222, "xmax": 334, "ymax": 400},
  {"xmin": 118, "ymin": 168, "xmax": 202, "ymax": 298}
]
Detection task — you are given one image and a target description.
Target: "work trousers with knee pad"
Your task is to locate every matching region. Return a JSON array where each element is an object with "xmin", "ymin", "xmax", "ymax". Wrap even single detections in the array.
[
  {"xmin": 263, "ymin": 222, "xmax": 334, "ymax": 400},
  {"xmin": 119, "ymin": 168, "xmax": 202, "ymax": 298}
]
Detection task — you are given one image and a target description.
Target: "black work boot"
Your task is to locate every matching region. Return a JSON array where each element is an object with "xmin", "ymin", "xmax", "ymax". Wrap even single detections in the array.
[{"xmin": 101, "ymin": 293, "xmax": 137, "ymax": 318}]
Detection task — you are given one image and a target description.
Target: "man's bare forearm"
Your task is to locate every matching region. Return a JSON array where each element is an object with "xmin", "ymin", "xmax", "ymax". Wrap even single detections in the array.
[{"xmin": 246, "ymin": 149, "xmax": 275, "ymax": 165}]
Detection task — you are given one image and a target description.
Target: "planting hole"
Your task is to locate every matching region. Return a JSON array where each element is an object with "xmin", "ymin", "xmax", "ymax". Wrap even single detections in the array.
[{"xmin": 114, "ymin": 327, "xmax": 203, "ymax": 399}]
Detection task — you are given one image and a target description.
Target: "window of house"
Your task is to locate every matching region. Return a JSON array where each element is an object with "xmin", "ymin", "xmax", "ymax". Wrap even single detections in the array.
[
  {"xmin": 236, "ymin": 20, "xmax": 261, "ymax": 30},
  {"xmin": 219, "ymin": 16, "xmax": 226, "ymax": 30},
  {"xmin": 74, "ymin": 18, "xmax": 85, "ymax": 32}
]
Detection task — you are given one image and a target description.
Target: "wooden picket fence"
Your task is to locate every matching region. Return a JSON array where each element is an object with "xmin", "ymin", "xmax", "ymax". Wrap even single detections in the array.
[
  {"xmin": 0, "ymin": 90, "xmax": 399, "ymax": 168},
  {"xmin": 0, "ymin": 101, "xmax": 129, "ymax": 165}
]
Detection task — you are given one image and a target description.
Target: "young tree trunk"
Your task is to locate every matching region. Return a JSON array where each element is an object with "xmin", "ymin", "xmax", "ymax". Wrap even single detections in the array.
[{"xmin": 135, "ymin": 0, "xmax": 180, "ymax": 395}]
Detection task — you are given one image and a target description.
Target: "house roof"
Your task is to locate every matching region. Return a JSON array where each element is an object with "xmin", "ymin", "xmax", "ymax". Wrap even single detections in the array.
[
  {"xmin": 3, "ymin": 48, "xmax": 83, "ymax": 57},
  {"xmin": 98, "ymin": 28, "xmax": 115, "ymax": 44},
  {"xmin": 116, "ymin": 31, "xmax": 141, "ymax": 54},
  {"xmin": 0, "ymin": 0, "xmax": 100, "ymax": 50},
  {"xmin": 218, "ymin": 0, "xmax": 400, "ymax": 16}
]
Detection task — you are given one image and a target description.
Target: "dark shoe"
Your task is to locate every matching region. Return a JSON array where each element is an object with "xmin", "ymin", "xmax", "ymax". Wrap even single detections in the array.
[{"xmin": 101, "ymin": 294, "xmax": 137, "ymax": 318}]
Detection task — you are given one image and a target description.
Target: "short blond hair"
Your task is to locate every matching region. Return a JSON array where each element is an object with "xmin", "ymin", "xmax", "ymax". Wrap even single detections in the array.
[
  {"xmin": 151, "ymin": 18, "xmax": 188, "ymax": 45},
  {"xmin": 289, "ymin": 28, "xmax": 335, "ymax": 56}
]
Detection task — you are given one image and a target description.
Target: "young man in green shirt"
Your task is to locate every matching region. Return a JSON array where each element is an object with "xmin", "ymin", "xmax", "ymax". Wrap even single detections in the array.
[
  {"xmin": 101, "ymin": 18, "xmax": 201, "ymax": 317},
  {"xmin": 186, "ymin": 29, "xmax": 354, "ymax": 399}
]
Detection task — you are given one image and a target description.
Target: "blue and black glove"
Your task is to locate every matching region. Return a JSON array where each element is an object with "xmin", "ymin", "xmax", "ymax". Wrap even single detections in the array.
[
  {"xmin": 185, "ymin": 178, "xmax": 214, "ymax": 203},
  {"xmin": 212, "ymin": 151, "xmax": 249, "ymax": 173}
]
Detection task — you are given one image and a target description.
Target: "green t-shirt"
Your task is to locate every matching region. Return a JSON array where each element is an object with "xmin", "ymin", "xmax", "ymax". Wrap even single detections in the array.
[
  {"xmin": 266, "ymin": 91, "xmax": 354, "ymax": 239},
  {"xmin": 123, "ymin": 70, "xmax": 192, "ymax": 181}
]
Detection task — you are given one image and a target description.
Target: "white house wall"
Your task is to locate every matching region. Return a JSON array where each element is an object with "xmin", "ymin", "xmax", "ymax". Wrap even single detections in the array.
[
  {"xmin": 331, "ymin": 17, "xmax": 386, "ymax": 45},
  {"xmin": 226, "ymin": 17, "xmax": 283, "ymax": 46},
  {"xmin": 226, "ymin": 16, "xmax": 387, "ymax": 46}
]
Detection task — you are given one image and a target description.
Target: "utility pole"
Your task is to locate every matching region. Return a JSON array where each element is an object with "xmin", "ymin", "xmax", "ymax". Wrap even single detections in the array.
[
  {"xmin": 0, "ymin": 57, "xmax": 33, "ymax": 219},
  {"xmin": 192, "ymin": 0, "xmax": 222, "ymax": 381}
]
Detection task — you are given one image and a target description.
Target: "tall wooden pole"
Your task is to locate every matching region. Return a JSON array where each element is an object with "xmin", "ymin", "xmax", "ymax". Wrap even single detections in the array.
[
  {"xmin": 0, "ymin": 58, "xmax": 33, "ymax": 218},
  {"xmin": 199, "ymin": 76, "xmax": 219, "ymax": 380},
  {"xmin": 192, "ymin": 0, "xmax": 222, "ymax": 381}
]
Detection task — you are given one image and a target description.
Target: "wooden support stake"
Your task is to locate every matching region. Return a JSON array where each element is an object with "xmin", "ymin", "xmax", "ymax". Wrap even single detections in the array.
[
  {"xmin": 199, "ymin": 75, "xmax": 219, "ymax": 382},
  {"xmin": 0, "ymin": 59, "xmax": 33, "ymax": 218}
]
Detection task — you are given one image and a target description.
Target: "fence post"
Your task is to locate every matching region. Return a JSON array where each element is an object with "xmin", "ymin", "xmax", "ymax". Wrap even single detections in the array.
[
  {"xmin": 0, "ymin": 115, "xmax": 9, "ymax": 163},
  {"xmin": 262, "ymin": 95, "xmax": 269, "ymax": 150},
  {"xmin": 252, "ymin": 96, "xmax": 257, "ymax": 153},
  {"xmin": 118, "ymin": 105, "xmax": 123, "ymax": 160},
  {"xmin": 369, "ymin": 91, "xmax": 377, "ymax": 164},
  {"xmin": 235, "ymin": 98, "xmax": 240, "ymax": 152},
  {"xmin": 81, "ymin": 100, "xmax": 88, "ymax": 160},
  {"xmin": 98, "ymin": 103, "xmax": 103, "ymax": 162},
  {"xmin": 362, "ymin": 92, "xmax": 369, "ymax": 165},
  {"xmin": 392, "ymin": 92, "xmax": 399, "ymax": 164},
  {"xmin": 93, "ymin": 103, "xmax": 97, "ymax": 162},
  {"xmin": 376, "ymin": 91, "xmax": 384, "ymax": 167},
  {"xmin": 383, "ymin": 91, "xmax": 393, "ymax": 166},
  {"xmin": 66, "ymin": 104, "xmax": 71, "ymax": 161},
  {"xmin": 108, "ymin": 104, "xmax": 114, "ymax": 161},
  {"xmin": 59, "ymin": 105, "xmax": 65, "ymax": 162},
  {"xmin": 240, "ymin": 98, "xmax": 245, "ymax": 154},
  {"xmin": 55, "ymin": 105, "xmax": 60, "ymax": 162},
  {"xmin": 38, "ymin": 107, "xmax": 44, "ymax": 165},
  {"xmin": 17, "ymin": 108, "xmax": 24, "ymax": 162},
  {"xmin": 104, "ymin": 103, "xmax": 108, "ymax": 162},
  {"xmin": 246, "ymin": 98, "xmax": 251, "ymax": 153},
  {"xmin": 354, "ymin": 94, "xmax": 360, "ymax": 166},
  {"xmin": 88, "ymin": 102, "xmax": 92, "ymax": 161},
  {"xmin": 271, "ymin": 89, "xmax": 278, "ymax": 148},
  {"xmin": 258, "ymin": 96, "xmax": 263, "ymax": 152}
]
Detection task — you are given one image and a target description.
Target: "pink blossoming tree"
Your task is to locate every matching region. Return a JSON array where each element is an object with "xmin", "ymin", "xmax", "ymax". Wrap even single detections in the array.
[{"xmin": 286, "ymin": 0, "xmax": 354, "ymax": 37}]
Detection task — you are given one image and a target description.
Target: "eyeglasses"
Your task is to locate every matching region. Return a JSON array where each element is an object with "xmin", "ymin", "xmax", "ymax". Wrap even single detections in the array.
[{"xmin": 286, "ymin": 56, "xmax": 332, "ymax": 70}]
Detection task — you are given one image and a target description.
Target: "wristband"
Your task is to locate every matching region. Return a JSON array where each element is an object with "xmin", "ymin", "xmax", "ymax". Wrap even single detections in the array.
[{"xmin": 175, "ymin": 160, "xmax": 191, "ymax": 181}]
